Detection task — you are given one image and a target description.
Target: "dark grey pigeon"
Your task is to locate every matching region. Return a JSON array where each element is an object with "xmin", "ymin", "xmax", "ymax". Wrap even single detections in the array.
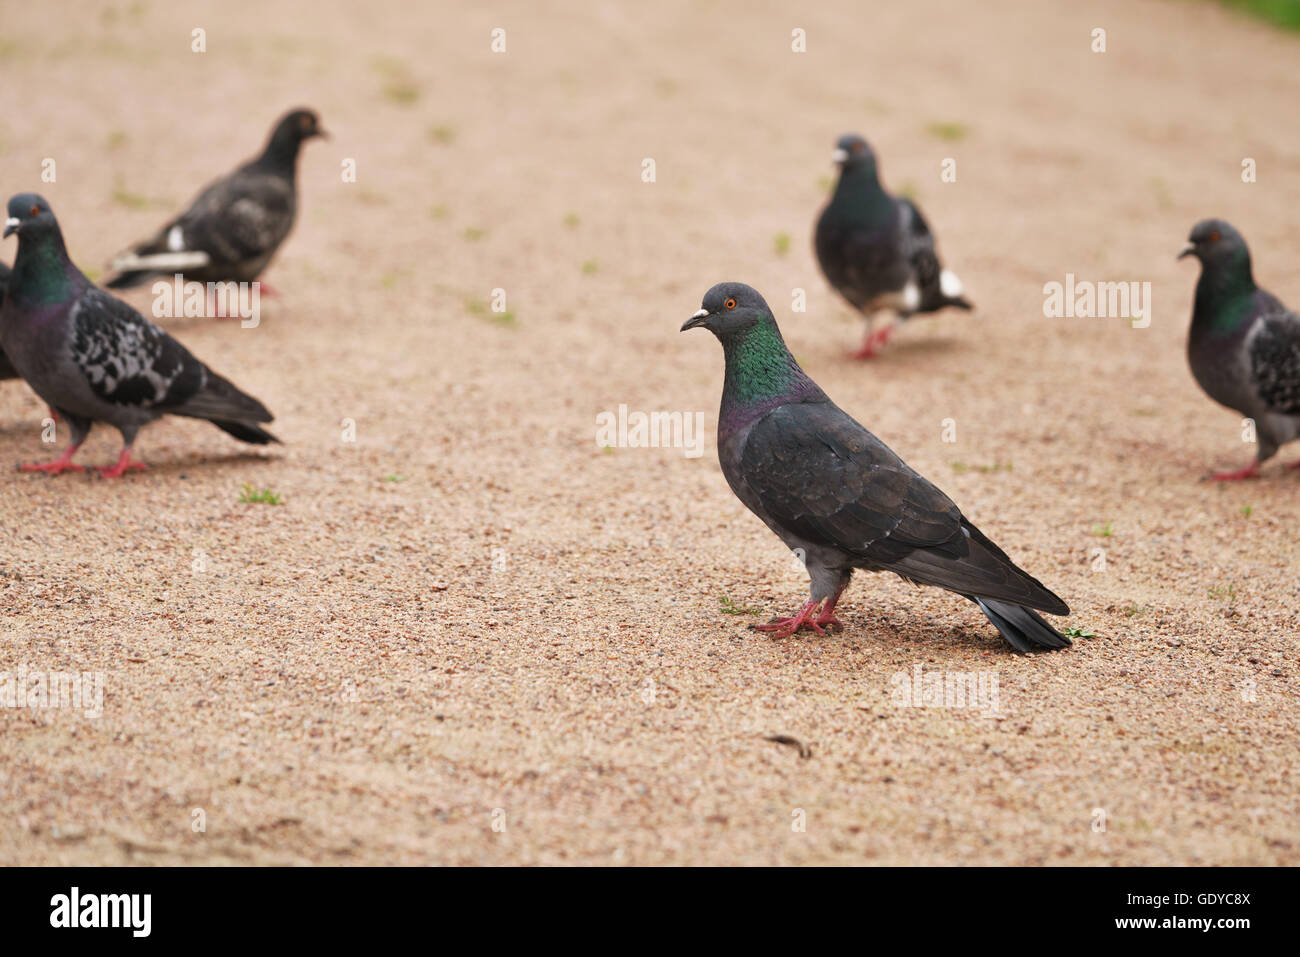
[
  {"xmin": 0, "ymin": 260, "xmax": 14, "ymax": 380},
  {"xmin": 104, "ymin": 108, "xmax": 326, "ymax": 291},
  {"xmin": 682, "ymin": 282, "xmax": 1070, "ymax": 653},
  {"xmin": 815, "ymin": 134, "xmax": 971, "ymax": 358},
  {"xmin": 1181, "ymin": 219, "xmax": 1300, "ymax": 480},
  {"xmin": 2, "ymin": 193, "xmax": 279, "ymax": 477}
]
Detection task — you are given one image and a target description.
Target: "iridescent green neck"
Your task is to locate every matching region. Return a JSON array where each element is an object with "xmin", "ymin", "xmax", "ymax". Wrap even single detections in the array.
[
  {"xmin": 11, "ymin": 229, "xmax": 76, "ymax": 306},
  {"xmin": 722, "ymin": 319, "xmax": 796, "ymax": 395},
  {"xmin": 1194, "ymin": 248, "xmax": 1256, "ymax": 335},
  {"xmin": 719, "ymin": 319, "xmax": 823, "ymax": 434}
]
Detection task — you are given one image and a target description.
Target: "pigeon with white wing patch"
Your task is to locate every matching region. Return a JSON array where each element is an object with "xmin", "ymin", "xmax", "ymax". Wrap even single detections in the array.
[
  {"xmin": 104, "ymin": 108, "xmax": 326, "ymax": 293},
  {"xmin": 815, "ymin": 134, "xmax": 972, "ymax": 358}
]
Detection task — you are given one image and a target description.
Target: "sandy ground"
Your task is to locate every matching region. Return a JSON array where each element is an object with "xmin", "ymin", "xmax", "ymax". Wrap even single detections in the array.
[{"xmin": 1, "ymin": 0, "xmax": 1298, "ymax": 866}]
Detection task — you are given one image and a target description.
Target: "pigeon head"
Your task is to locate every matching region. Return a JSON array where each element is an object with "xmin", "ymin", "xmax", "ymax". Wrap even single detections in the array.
[
  {"xmin": 1179, "ymin": 219, "xmax": 1249, "ymax": 268},
  {"xmin": 681, "ymin": 282, "xmax": 775, "ymax": 338},
  {"xmin": 832, "ymin": 134, "xmax": 877, "ymax": 173},
  {"xmin": 261, "ymin": 108, "xmax": 328, "ymax": 166},
  {"xmin": 4, "ymin": 193, "xmax": 58, "ymax": 241},
  {"xmin": 277, "ymin": 108, "xmax": 327, "ymax": 142}
]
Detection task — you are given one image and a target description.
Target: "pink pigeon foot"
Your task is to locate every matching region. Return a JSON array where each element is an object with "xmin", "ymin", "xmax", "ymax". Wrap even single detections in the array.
[
  {"xmin": 19, "ymin": 442, "xmax": 84, "ymax": 475},
  {"xmin": 1208, "ymin": 461, "xmax": 1260, "ymax": 482},
  {"xmin": 850, "ymin": 324, "xmax": 894, "ymax": 360},
  {"xmin": 751, "ymin": 598, "xmax": 827, "ymax": 639},
  {"xmin": 97, "ymin": 446, "xmax": 148, "ymax": 479}
]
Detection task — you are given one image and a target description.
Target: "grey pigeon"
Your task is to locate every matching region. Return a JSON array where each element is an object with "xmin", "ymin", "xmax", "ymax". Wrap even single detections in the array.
[
  {"xmin": 104, "ymin": 108, "xmax": 327, "ymax": 291},
  {"xmin": 1181, "ymin": 219, "xmax": 1300, "ymax": 480},
  {"xmin": 0, "ymin": 260, "xmax": 14, "ymax": 380},
  {"xmin": 682, "ymin": 282, "xmax": 1070, "ymax": 652},
  {"xmin": 2, "ymin": 194, "xmax": 278, "ymax": 477},
  {"xmin": 815, "ymin": 134, "xmax": 971, "ymax": 358}
]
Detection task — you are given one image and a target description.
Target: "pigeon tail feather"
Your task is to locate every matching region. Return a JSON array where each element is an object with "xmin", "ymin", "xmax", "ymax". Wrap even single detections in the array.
[
  {"xmin": 209, "ymin": 419, "xmax": 280, "ymax": 445},
  {"xmin": 973, "ymin": 598, "xmax": 1071, "ymax": 653},
  {"xmin": 166, "ymin": 368, "xmax": 274, "ymax": 424}
]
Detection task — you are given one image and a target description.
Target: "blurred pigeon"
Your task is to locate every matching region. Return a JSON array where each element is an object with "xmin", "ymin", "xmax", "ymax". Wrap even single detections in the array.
[
  {"xmin": 0, "ymin": 260, "xmax": 14, "ymax": 380},
  {"xmin": 815, "ymin": 134, "xmax": 971, "ymax": 358},
  {"xmin": 1181, "ymin": 219, "xmax": 1300, "ymax": 480},
  {"xmin": 104, "ymin": 108, "xmax": 327, "ymax": 292},
  {"xmin": 682, "ymin": 282, "xmax": 1070, "ymax": 652},
  {"xmin": 2, "ymin": 194, "xmax": 279, "ymax": 477}
]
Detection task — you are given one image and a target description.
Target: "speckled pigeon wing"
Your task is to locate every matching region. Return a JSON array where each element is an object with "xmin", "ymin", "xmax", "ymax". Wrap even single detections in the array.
[
  {"xmin": 1248, "ymin": 304, "xmax": 1300, "ymax": 415},
  {"xmin": 70, "ymin": 287, "xmax": 205, "ymax": 409}
]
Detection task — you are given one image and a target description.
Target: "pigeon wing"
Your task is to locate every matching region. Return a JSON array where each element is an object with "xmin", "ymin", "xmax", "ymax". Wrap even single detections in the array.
[
  {"xmin": 1248, "ymin": 305, "xmax": 1300, "ymax": 415},
  {"xmin": 169, "ymin": 167, "xmax": 296, "ymax": 267},
  {"xmin": 71, "ymin": 287, "xmax": 206, "ymax": 409},
  {"xmin": 71, "ymin": 287, "xmax": 274, "ymax": 425},
  {"xmin": 739, "ymin": 401, "xmax": 1068, "ymax": 613},
  {"xmin": 898, "ymin": 198, "xmax": 941, "ymax": 293}
]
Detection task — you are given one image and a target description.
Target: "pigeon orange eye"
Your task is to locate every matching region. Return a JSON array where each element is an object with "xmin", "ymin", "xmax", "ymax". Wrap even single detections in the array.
[
  {"xmin": 724, "ymin": 298, "xmax": 737, "ymax": 310},
  {"xmin": 1209, "ymin": 231, "xmax": 1220, "ymax": 242},
  {"xmin": 29, "ymin": 205, "xmax": 38, "ymax": 216}
]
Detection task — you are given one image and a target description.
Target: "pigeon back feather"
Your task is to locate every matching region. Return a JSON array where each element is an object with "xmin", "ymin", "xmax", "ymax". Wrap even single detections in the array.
[{"xmin": 735, "ymin": 401, "xmax": 1068, "ymax": 614}]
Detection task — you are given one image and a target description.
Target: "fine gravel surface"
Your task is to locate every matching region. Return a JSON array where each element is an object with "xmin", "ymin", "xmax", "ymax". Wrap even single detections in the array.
[{"xmin": 1, "ymin": 0, "xmax": 1298, "ymax": 865}]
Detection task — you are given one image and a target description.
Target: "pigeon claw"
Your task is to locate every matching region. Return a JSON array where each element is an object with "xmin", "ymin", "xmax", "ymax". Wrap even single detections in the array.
[
  {"xmin": 18, "ymin": 443, "xmax": 85, "ymax": 475},
  {"xmin": 1207, "ymin": 461, "xmax": 1260, "ymax": 482},
  {"xmin": 18, "ymin": 460, "xmax": 85, "ymax": 475},
  {"xmin": 96, "ymin": 448, "xmax": 148, "ymax": 479},
  {"xmin": 751, "ymin": 599, "xmax": 827, "ymax": 639},
  {"xmin": 815, "ymin": 612, "xmax": 845, "ymax": 633}
]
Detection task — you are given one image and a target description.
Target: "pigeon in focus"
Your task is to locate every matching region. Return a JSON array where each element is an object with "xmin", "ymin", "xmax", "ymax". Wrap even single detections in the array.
[
  {"xmin": 1180, "ymin": 219, "xmax": 1300, "ymax": 480},
  {"xmin": 815, "ymin": 134, "xmax": 971, "ymax": 358},
  {"xmin": 682, "ymin": 282, "xmax": 1070, "ymax": 652},
  {"xmin": 104, "ymin": 108, "xmax": 327, "ymax": 292},
  {"xmin": 2, "ymin": 194, "xmax": 279, "ymax": 477}
]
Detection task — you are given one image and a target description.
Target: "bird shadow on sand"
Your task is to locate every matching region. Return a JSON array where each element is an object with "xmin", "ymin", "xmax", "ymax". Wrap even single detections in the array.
[
  {"xmin": 6, "ymin": 449, "xmax": 278, "ymax": 480},
  {"xmin": 873, "ymin": 335, "xmax": 961, "ymax": 361},
  {"xmin": 809, "ymin": 334, "xmax": 962, "ymax": 368},
  {"xmin": 749, "ymin": 606, "xmax": 1035, "ymax": 660}
]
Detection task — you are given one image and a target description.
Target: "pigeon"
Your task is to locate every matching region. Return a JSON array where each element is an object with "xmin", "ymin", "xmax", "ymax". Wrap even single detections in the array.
[
  {"xmin": 0, "ymin": 260, "xmax": 15, "ymax": 380},
  {"xmin": 1, "ymin": 194, "xmax": 279, "ymax": 477},
  {"xmin": 815, "ymin": 134, "xmax": 971, "ymax": 358},
  {"xmin": 682, "ymin": 282, "xmax": 1070, "ymax": 652},
  {"xmin": 1180, "ymin": 219, "xmax": 1300, "ymax": 480},
  {"xmin": 104, "ymin": 108, "xmax": 327, "ymax": 291}
]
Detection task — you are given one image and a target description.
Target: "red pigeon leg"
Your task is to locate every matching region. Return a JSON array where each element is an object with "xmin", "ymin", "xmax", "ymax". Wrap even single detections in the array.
[
  {"xmin": 752, "ymin": 598, "xmax": 826, "ymax": 639},
  {"xmin": 814, "ymin": 583, "xmax": 849, "ymax": 633},
  {"xmin": 1208, "ymin": 461, "xmax": 1260, "ymax": 482},
  {"xmin": 849, "ymin": 324, "xmax": 894, "ymax": 360},
  {"xmin": 19, "ymin": 442, "xmax": 85, "ymax": 475},
  {"xmin": 97, "ymin": 445, "xmax": 148, "ymax": 479}
]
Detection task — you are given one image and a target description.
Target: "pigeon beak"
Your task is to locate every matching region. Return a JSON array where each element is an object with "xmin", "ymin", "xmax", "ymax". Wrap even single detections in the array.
[
  {"xmin": 681, "ymin": 308, "xmax": 711, "ymax": 332},
  {"xmin": 2, "ymin": 217, "xmax": 18, "ymax": 239},
  {"xmin": 1177, "ymin": 243, "xmax": 1196, "ymax": 260},
  {"xmin": 315, "ymin": 128, "xmax": 331, "ymax": 140},
  {"xmin": 831, "ymin": 148, "xmax": 849, "ymax": 165}
]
